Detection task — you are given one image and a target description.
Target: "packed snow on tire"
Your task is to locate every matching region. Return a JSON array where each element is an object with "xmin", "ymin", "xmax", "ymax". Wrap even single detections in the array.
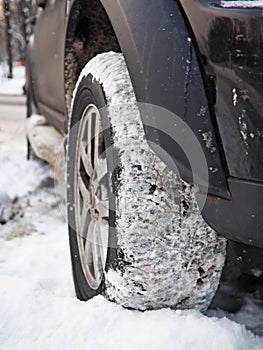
[{"xmin": 73, "ymin": 52, "xmax": 226, "ymax": 312}]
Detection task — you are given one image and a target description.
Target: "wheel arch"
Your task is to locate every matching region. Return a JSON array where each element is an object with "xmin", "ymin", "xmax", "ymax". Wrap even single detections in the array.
[{"xmin": 64, "ymin": 0, "xmax": 120, "ymax": 115}]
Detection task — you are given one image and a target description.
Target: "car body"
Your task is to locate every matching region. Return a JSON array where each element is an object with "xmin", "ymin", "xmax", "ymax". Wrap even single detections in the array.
[{"xmin": 27, "ymin": 0, "xmax": 263, "ymax": 297}]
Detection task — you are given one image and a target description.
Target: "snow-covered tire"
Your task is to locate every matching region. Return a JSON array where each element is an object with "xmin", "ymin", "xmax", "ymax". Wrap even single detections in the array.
[{"xmin": 67, "ymin": 52, "xmax": 226, "ymax": 311}]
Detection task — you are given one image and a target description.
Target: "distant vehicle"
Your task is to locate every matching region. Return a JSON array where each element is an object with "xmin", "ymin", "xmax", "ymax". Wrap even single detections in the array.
[{"xmin": 26, "ymin": 0, "xmax": 263, "ymax": 311}]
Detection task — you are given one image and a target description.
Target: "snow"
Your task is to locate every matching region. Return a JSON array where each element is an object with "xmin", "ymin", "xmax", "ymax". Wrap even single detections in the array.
[
  {"xmin": 0, "ymin": 64, "xmax": 25, "ymax": 95},
  {"xmin": 1, "ymin": 66, "xmax": 263, "ymax": 350},
  {"xmin": 221, "ymin": 1, "xmax": 263, "ymax": 8},
  {"xmin": 0, "ymin": 183, "xmax": 263, "ymax": 350},
  {"xmin": 0, "ymin": 156, "xmax": 50, "ymax": 199},
  {"xmin": 0, "ymin": 175, "xmax": 262, "ymax": 350}
]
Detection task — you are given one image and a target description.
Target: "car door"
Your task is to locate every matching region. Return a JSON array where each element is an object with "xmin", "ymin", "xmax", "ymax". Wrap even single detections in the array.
[{"xmin": 32, "ymin": 0, "xmax": 67, "ymax": 131}]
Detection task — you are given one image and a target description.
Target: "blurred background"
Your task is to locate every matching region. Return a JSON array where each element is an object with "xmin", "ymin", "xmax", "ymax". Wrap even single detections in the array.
[
  {"xmin": 0, "ymin": 0, "xmax": 39, "ymax": 156},
  {"xmin": 0, "ymin": 0, "xmax": 38, "ymax": 78}
]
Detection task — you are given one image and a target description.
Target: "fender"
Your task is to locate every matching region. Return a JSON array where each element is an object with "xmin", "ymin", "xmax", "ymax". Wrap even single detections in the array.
[
  {"xmin": 99, "ymin": 0, "xmax": 229, "ymax": 198},
  {"xmin": 180, "ymin": 0, "xmax": 263, "ymax": 184}
]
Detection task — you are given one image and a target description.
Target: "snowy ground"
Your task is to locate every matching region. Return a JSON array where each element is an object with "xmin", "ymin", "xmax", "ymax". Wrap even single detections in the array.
[
  {"xmin": 0, "ymin": 71, "xmax": 263, "ymax": 350},
  {"xmin": 0, "ymin": 64, "xmax": 25, "ymax": 95}
]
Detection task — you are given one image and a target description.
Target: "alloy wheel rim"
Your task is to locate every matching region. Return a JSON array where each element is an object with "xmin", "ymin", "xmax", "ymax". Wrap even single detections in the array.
[{"xmin": 74, "ymin": 104, "xmax": 109, "ymax": 289}]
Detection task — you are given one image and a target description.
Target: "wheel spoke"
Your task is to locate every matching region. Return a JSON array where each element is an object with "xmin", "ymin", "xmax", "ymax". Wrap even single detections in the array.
[
  {"xmin": 77, "ymin": 174, "xmax": 91, "ymax": 205},
  {"xmin": 79, "ymin": 206, "xmax": 89, "ymax": 240},
  {"xmin": 84, "ymin": 220, "xmax": 94, "ymax": 260},
  {"xmin": 95, "ymin": 199, "xmax": 109, "ymax": 219},
  {"xmin": 97, "ymin": 223, "xmax": 108, "ymax": 266},
  {"xmin": 84, "ymin": 221, "xmax": 102, "ymax": 282},
  {"xmin": 80, "ymin": 144, "xmax": 93, "ymax": 177},
  {"xmin": 93, "ymin": 112, "xmax": 100, "ymax": 167},
  {"xmin": 86, "ymin": 111, "xmax": 93, "ymax": 168},
  {"xmin": 91, "ymin": 241, "xmax": 102, "ymax": 282},
  {"xmin": 94, "ymin": 157, "xmax": 108, "ymax": 191}
]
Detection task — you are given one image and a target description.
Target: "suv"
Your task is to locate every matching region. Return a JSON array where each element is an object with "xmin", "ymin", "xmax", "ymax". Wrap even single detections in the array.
[{"xmin": 26, "ymin": 0, "xmax": 263, "ymax": 311}]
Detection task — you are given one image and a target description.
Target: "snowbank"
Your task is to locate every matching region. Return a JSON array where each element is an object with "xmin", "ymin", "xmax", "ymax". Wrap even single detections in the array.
[
  {"xmin": 1, "ymin": 289, "xmax": 262, "ymax": 350},
  {"xmin": 0, "ymin": 156, "xmax": 262, "ymax": 350}
]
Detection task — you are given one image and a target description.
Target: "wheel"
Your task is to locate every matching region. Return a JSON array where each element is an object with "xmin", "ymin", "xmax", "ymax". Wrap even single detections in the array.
[{"xmin": 67, "ymin": 52, "xmax": 226, "ymax": 311}]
